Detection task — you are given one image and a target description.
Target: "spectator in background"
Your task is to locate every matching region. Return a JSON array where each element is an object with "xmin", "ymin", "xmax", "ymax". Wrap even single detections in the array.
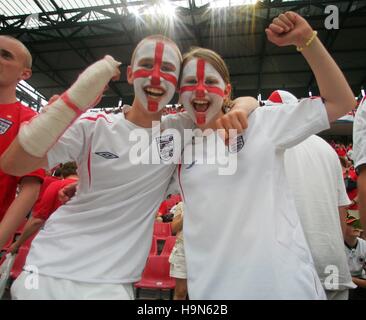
[
  {"xmin": 168, "ymin": 201, "xmax": 187, "ymax": 300},
  {"xmin": 347, "ymin": 143, "xmax": 353, "ymax": 161},
  {"xmin": 352, "ymin": 96, "xmax": 366, "ymax": 238},
  {"xmin": 31, "ymin": 168, "xmax": 61, "ymax": 216},
  {"xmin": 344, "ymin": 216, "xmax": 366, "ymax": 300},
  {"xmin": 267, "ymin": 90, "xmax": 354, "ymax": 300},
  {"xmin": 8, "ymin": 161, "xmax": 78, "ymax": 254},
  {"xmin": 0, "ymin": 35, "xmax": 45, "ymax": 249}
]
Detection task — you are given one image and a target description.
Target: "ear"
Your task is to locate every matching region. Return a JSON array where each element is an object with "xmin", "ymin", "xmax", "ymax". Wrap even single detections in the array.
[
  {"xmin": 20, "ymin": 68, "xmax": 32, "ymax": 81},
  {"xmin": 224, "ymin": 83, "xmax": 232, "ymax": 99},
  {"xmin": 126, "ymin": 66, "xmax": 133, "ymax": 85}
]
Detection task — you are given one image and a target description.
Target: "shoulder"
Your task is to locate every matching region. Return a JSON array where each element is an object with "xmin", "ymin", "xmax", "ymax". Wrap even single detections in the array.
[
  {"xmin": 18, "ymin": 103, "xmax": 38, "ymax": 121},
  {"xmin": 79, "ymin": 111, "xmax": 115, "ymax": 124},
  {"xmin": 162, "ymin": 112, "xmax": 194, "ymax": 130}
]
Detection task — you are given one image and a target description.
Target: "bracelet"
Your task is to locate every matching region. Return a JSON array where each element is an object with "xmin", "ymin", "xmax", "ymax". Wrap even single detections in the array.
[
  {"xmin": 222, "ymin": 101, "xmax": 234, "ymax": 114},
  {"xmin": 296, "ymin": 30, "xmax": 318, "ymax": 52}
]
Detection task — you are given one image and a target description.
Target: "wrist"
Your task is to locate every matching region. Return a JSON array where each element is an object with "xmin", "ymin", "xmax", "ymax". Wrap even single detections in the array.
[{"xmin": 296, "ymin": 29, "xmax": 317, "ymax": 52}]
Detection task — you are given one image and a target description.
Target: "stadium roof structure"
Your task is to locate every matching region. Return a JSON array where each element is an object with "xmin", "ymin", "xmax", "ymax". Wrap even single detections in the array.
[{"xmin": 1, "ymin": 0, "xmax": 366, "ymax": 110}]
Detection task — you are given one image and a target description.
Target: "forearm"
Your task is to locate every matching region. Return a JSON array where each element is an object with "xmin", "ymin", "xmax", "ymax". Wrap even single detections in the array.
[
  {"xmin": 231, "ymin": 97, "xmax": 259, "ymax": 116},
  {"xmin": 1, "ymin": 56, "xmax": 120, "ymax": 177},
  {"xmin": 0, "ymin": 183, "xmax": 40, "ymax": 249},
  {"xmin": 301, "ymin": 37, "xmax": 356, "ymax": 121},
  {"xmin": 352, "ymin": 277, "xmax": 366, "ymax": 289},
  {"xmin": 11, "ymin": 217, "xmax": 44, "ymax": 251},
  {"xmin": 0, "ymin": 137, "xmax": 48, "ymax": 177}
]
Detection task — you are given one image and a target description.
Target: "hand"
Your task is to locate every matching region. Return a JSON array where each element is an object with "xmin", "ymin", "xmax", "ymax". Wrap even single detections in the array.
[
  {"xmin": 216, "ymin": 96, "xmax": 258, "ymax": 144},
  {"xmin": 8, "ymin": 243, "xmax": 18, "ymax": 255},
  {"xmin": 265, "ymin": 11, "xmax": 314, "ymax": 48},
  {"xmin": 104, "ymin": 55, "xmax": 121, "ymax": 81},
  {"xmin": 58, "ymin": 181, "xmax": 78, "ymax": 204}
]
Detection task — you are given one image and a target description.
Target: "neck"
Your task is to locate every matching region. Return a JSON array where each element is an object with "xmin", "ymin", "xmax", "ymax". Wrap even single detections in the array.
[
  {"xmin": 201, "ymin": 110, "xmax": 225, "ymax": 131},
  {"xmin": 65, "ymin": 175, "xmax": 78, "ymax": 180},
  {"xmin": 125, "ymin": 98, "xmax": 162, "ymax": 128},
  {"xmin": 345, "ymin": 235, "xmax": 358, "ymax": 248},
  {"xmin": 0, "ymin": 86, "xmax": 18, "ymax": 105}
]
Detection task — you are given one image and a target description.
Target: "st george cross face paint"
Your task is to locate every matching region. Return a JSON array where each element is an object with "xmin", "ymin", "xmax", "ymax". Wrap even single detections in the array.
[
  {"xmin": 132, "ymin": 40, "xmax": 181, "ymax": 112},
  {"xmin": 180, "ymin": 58, "xmax": 226, "ymax": 126}
]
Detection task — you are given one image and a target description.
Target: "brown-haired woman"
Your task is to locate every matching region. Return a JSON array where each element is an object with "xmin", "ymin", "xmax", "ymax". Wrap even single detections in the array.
[{"xmin": 176, "ymin": 11, "xmax": 356, "ymax": 299}]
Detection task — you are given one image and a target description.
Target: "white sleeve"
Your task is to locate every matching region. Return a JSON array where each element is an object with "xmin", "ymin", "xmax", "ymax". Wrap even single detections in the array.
[
  {"xmin": 162, "ymin": 113, "xmax": 195, "ymax": 137},
  {"xmin": 353, "ymin": 97, "xmax": 366, "ymax": 170},
  {"xmin": 259, "ymin": 97, "xmax": 330, "ymax": 150},
  {"xmin": 47, "ymin": 117, "xmax": 91, "ymax": 169},
  {"xmin": 335, "ymin": 154, "xmax": 351, "ymax": 207}
]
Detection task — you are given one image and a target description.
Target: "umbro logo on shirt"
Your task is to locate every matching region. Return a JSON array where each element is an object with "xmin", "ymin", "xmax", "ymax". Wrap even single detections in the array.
[
  {"xmin": 0, "ymin": 118, "xmax": 13, "ymax": 134},
  {"xmin": 95, "ymin": 151, "xmax": 119, "ymax": 159}
]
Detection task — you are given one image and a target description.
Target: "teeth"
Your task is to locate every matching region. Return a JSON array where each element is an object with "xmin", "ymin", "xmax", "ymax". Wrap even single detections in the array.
[
  {"xmin": 145, "ymin": 87, "xmax": 164, "ymax": 95},
  {"xmin": 193, "ymin": 100, "xmax": 208, "ymax": 104}
]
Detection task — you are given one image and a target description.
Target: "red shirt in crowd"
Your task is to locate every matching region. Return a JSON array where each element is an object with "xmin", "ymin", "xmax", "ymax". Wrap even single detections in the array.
[
  {"xmin": 32, "ymin": 178, "xmax": 78, "ymax": 221},
  {"xmin": 32, "ymin": 175, "xmax": 61, "ymax": 213},
  {"xmin": 0, "ymin": 102, "xmax": 45, "ymax": 221}
]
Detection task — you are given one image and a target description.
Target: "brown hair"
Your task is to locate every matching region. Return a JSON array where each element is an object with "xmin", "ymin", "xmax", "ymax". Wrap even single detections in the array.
[
  {"xmin": 60, "ymin": 161, "xmax": 78, "ymax": 179},
  {"xmin": 130, "ymin": 34, "xmax": 182, "ymax": 66},
  {"xmin": 181, "ymin": 47, "xmax": 232, "ymax": 105}
]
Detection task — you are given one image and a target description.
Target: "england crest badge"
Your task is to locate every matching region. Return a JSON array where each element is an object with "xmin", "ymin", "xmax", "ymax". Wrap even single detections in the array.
[
  {"xmin": 0, "ymin": 118, "xmax": 13, "ymax": 135},
  {"xmin": 156, "ymin": 134, "xmax": 174, "ymax": 161},
  {"xmin": 229, "ymin": 135, "xmax": 245, "ymax": 153}
]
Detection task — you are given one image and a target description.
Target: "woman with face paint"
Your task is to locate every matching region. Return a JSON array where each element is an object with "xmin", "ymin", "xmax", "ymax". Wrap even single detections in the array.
[
  {"xmin": 175, "ymin": 12, "xmax": 356, "ymax": 299},
  {"xmin": 0, "ymin": 34, "xmax": 257, "ymax": 299}
]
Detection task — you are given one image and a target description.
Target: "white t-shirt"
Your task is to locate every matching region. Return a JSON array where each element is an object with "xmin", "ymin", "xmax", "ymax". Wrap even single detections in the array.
[
  {"xmin": 353, "ymin": 97, "xmax": 366, "ymax": 170},
  {"xmin": 284, "ymin": 135, "xmax": 354, "ymax": 290},
  {"xmin": 25, "ymin": 109, "xmax": 193, "ymax": 284},
  {"xmin": 344, "ymin": 237, "xmax": 366, "ymax": 279},
  {"xmin": 178, "ymin": 98, "xmax": 329, "ymax": 299}
]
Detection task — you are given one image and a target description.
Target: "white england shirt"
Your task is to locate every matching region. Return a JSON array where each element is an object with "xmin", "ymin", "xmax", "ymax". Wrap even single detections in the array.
[
  {"xmin": 25, "ymin": 109, "xmax": 193, "ymax": 284},
  {"xmin": 345, "ymin": 238, "xmax": 366, "ymax": 279},
  {"xmin": 178, "ymin": 98, "xmax": 329, "ymax": 299}
]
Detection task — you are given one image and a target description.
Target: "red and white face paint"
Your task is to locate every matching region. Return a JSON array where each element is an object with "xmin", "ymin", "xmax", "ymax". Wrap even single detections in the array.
[
  {"xmin": 132, "ymin": 40, "xmax": 180, "ymax": 112},
  {"xmin": 180, "ymin": 58, "xmax": 226, "ymax": 126}
]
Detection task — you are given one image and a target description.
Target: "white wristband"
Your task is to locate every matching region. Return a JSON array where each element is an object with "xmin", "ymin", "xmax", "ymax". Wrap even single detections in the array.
[{"xmin": 18, "ymin": 55, "xmax": 121, "ymax": 158}]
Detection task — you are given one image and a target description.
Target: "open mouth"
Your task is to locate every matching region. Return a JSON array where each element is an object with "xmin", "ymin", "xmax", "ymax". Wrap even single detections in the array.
[
  {"xmin": 144, "ymin": 86, "xmax": 165, "ymax": 100},
  {"xmin": 192, "ymin": 99, "xmax": 210, "ymax": 112}
]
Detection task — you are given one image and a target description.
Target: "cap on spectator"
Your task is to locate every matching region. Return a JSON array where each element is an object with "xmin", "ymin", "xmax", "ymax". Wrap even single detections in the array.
[
  {"xmin": 346, "ymin": 215, "xmax": 363, "ymax": 229},
  {"xmin": 265, "ymin": 90, "xmax": 298, "ymax": 106},
  {"xmin": 346, "ymin": 215, "xmax": 358, "ymax": 224}
]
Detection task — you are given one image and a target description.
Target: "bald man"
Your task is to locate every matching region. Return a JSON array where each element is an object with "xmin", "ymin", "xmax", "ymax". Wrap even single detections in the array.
[{"xmin": 0, "ymin": 35, "xmax": 44, "ymax": 249}]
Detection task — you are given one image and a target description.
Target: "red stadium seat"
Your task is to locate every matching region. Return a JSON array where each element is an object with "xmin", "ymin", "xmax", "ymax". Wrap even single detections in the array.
[
  {"xmin": 149, "ymin": 236, "xmax": 158, "ymax": 256},
  {"xmin": 153, "ymin": 222, "xmax": 172, "ymax": 240},
  {"xmin": 135, "ymin": 255, "xmax": 175, "ymax": 299},
  {"xmin": 160, "ymin": 236, "xmax": 176, "ymax": 257}
]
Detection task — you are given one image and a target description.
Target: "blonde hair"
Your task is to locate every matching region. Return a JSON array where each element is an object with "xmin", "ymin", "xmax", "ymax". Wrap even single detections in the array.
[
  {"xmin": 181, "ymin": 47, "xmax": 232, "ymax": 103},
  {"xmin": 130, "ymin": 34, "xmax": 182, "ymax": 66},
  {"xmin": 1, "ymin": 35, "xmax": 32, "ymax": 68}
]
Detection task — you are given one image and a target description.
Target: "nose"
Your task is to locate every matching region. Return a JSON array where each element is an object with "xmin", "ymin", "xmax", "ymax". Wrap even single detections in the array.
[
  {"xmin": 195, "ymin": 83, "xmax": 206, "ymax": 99},
  {"xmin": 150, "ymin": 67, "xmax": 161, "ymax": 86}
]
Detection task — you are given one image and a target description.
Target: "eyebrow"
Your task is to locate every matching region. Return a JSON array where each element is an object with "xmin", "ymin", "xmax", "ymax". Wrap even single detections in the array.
[{"xmin": 0, "ymin": 48, "xmax": 14, "ymax": 58}]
